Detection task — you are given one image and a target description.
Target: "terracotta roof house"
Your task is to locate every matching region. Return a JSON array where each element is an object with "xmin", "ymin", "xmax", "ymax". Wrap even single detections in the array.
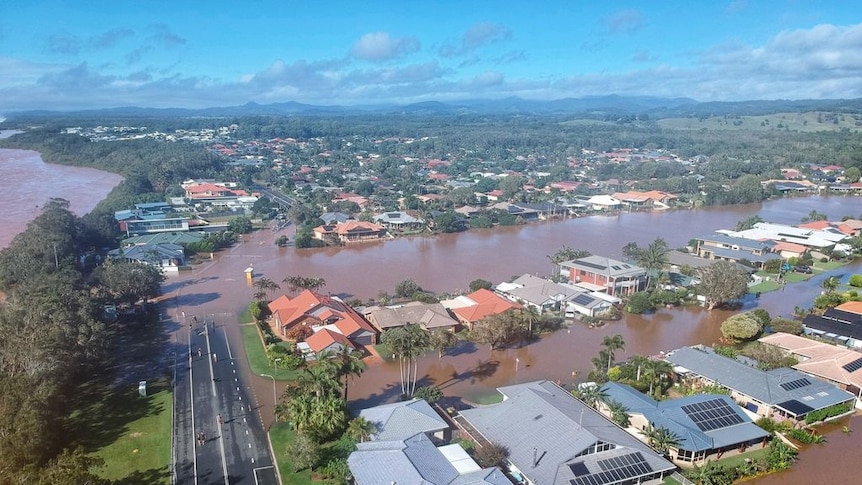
[
  {"xmin": 611, "ymin": 191, "xmax": 655, "ymax": 209},
  {"xmin": 313, "ymin": 221, "xmax": 385, "ymax": 243},
  {"xmin": 771, "ymin": 241, "xmax": 808, "ymax": 259},
  {"xmin": 364, "ymin": 302, "xmax": 460, "ymax": 333},
  {"xmin": 457, "ymin": 381, "xmax": 675, "ymax": 485},
  {"xmin": 446, "ymin": 289, "xmax": 521, "ymax": 329},
  {"xmin": 299, "ymin": 328, "xmax": 355, "ymax": 357},
  {"xmin": 666, "ymin": 346, "xmax": 855, "ymax": 421},
  {"xmin": 759, "ymin": 332, "xmax": 862, "ymax": 400},
  {"xmin": 267, "ymin": 290, "xmax": 377, "ymax": 346},
  {"xmin": 559, "ymin": 256, "xmax": 647, "ymax": 297}
]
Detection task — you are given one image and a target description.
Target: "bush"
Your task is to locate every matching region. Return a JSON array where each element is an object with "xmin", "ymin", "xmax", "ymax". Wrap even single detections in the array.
[
  {"xmin": 414, "ymin": 386, "xmax": 444, "ymax": 404},
  {"xmin": 769, "ymin": 318, "xmax": 803, "ymax": 335},
  {"xmin": 395, "ymin": 279, "xmax": 422, "ymax": 298},
  {"xmin": 474, "ymin": 442, "xmax": 509, "ymax": 468},
  {"xmin": 849, "ymin": 274, "xmax": 862, "ymax": 288},
  {"xmin": 805, "ymin": 402, "xmax": 853, "ymax": 424},
  {"xmin": 787, "ymin": 428, "xmax": 825, "ymax": 444},
  {"xmin": 720, "ymin": 313, "xmax": 763, "ymax": 341},
  {"xmin": 625, "ymin": 292, "xmax": 654, "ymax": 314}
]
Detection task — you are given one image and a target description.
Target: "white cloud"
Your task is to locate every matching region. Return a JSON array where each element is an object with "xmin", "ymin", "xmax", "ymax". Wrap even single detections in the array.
[
  {"xmin": 440, "ymin": 22, "xmax": 512, "ymax": 57},
  {"xmin": 350, "ymin": 32, "xmax": 420, "ymax": 61}
]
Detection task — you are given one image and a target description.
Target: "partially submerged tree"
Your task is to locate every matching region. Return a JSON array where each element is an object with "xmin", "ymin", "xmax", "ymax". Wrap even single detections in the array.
[
  {"xmin": 380, "ymin": 324, "xmax": 430, "ymax": 397},
  {"xmin": 720, "ymin": 312, "xmax": 763, "ymax": 342},
  {"xmin": 697, "ymin": 261, "xmax": 750, "ymax": 310}
]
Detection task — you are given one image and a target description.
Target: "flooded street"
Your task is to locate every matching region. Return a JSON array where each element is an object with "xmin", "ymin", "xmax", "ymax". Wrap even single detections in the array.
[{"xmin": 5, "ymin": 144, "xmax": 862, "ymax": 483}]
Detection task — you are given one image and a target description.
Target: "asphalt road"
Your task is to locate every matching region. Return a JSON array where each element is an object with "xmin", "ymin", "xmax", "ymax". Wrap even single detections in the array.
[{"xmin": 173, "ymin": 314, "xmax": 279, "ymax": 485}]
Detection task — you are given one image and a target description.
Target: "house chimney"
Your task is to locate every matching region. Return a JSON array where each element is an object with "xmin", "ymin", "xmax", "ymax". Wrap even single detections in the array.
[{"xmin": 532, "ymin": 447, "xmax": 538, "ymax": 468}]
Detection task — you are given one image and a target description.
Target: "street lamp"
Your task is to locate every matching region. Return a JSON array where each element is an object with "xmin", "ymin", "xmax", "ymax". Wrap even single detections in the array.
[{"xmin": 260, "ymin": 374, "xmax": 277, "ymax": 408}]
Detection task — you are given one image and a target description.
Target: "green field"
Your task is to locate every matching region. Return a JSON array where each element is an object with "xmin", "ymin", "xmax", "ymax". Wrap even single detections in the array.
[
  {"xmin": 658, "ymin": 112, "xmax": 862, "ymax": 132},
  {"xmin": 88, "ymin": 379, "xmax": 173, "ymax": 484}
]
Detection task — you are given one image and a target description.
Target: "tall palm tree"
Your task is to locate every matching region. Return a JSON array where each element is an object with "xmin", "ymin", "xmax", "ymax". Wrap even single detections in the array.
[
  {"xmin": 572, "ymin": 384, "xmax": 609, "ymax": 409},
  {"xmin": 430, "ymin": 329, "xmax": 458, "ymax": 360},
  {"xmin": 637, "ymin": 238, "xmax": 670, "ymax": 289},
  {"xmin": 328, "ymin": 346, "xmax": 365, "ymax": 399},
  {"xmin": 641, "ymin": 359, "xmax": 675, "ymax": 398},
  {"xmin": 601, "ymin": 334, "xmax": 626, "ymax": 372},
  {"xmin": 518, "ymin": 306, "xmax": 542, "ymax": 337},
  {"xmin": 254, "ymin": 277, "xmax": 281, "ymax": 300}
]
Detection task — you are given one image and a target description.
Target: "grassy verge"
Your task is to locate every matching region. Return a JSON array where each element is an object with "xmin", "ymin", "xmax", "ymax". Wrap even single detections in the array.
[
  {"xmin": 240, "ymin": 324, "xmax": 304, "ymax": 381},
  {"xmin": 270, "ymin": 424, "xmax": 314, "ymax": 485},
  {"xmin": 88, "ymin": 378, "xmax": 172, "ymax": 484},
  {"xmin": 372, "ymin": 342, "xmax": 395, "ymax": 362},
  {"xmin": 711, "ymin": 447, "xmax": 768, "ymax": 470},
  {"xmin": 749, "ymin": 281, "xmax": 781, "ymax": 294}
]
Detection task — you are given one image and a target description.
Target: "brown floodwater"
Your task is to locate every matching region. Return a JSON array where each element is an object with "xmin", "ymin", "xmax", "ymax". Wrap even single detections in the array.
[
  {"xmin": 6, "ymin": 142, "xmax": 862, "ymax": 484},
  {"xmin": 0, "ymin": 147, "xmax": 123, "ymax": 248}
]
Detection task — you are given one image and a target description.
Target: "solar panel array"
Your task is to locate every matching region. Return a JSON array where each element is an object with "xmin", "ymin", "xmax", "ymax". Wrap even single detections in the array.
[
  {"xmin": 572, "ymin": 294, "xmax": 595, "ymax": 306},
  {"xmin": 681, "ymin": 398, "xmax": 745, "ymax": 432},
  {"xmin": 779, "ymin": 377, "xmax": 812, "ymax": 391},
  {"xmin": 569, "ymin": 452, "xmax": 653, "ymax": 485},
  {"xmin": 842, "ymin": 357, "xmax": 862, "ymax": 373},
  {"xmin": 576, "ymin": 260, "xmax": 607, "ymax": 271}
]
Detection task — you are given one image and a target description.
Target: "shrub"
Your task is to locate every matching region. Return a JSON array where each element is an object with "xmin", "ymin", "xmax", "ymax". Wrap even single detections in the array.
[
  {"xmin": 474, "ymin": 442, "xmax": 509, "ymax": 468},
  {"xmin": 805, "ymin": 402, "xmax": 853, "ymax": 424},
  {"xmin": 787, "ymin": 428, "xmax": 825, "ymax": 444},
  {"xmin": 849, "ymin": 274, "xmax": 862, "ymax": 288},
  {"xmin": 625, "ymin": 292, "xmax": 654, "ymax": 314},
  {"xmin": 720, "ymin": 313, "xmax": 763, "ymax": 341},
  {"xmin": 414, "ymin": 385, "xmax": 444, "ymax": 404},
  {"xmin": 769, "ymin": 318, "xmax": 803, "ymax": 335}
]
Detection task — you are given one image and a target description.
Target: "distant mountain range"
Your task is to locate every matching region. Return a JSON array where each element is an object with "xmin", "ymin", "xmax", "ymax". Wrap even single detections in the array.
[{"xmin": 7, "ymin": 95, "xmax": 862, "ymax": 120}]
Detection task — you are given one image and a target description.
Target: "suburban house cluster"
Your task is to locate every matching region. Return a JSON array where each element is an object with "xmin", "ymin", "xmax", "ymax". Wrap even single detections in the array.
[{"xmin": 348, "ymin": 380, "xmax": 677, "ymax": 485}]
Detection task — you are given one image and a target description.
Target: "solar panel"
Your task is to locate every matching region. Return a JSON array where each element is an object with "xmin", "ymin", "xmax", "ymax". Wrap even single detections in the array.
[
  {"xmin": 776, "ymin": 399, "xmax": 815, "ymax": 416},
  {"xmin": 842, "ymin": 357, "xmax": 862, "ymax": 373},
  {"xmin": 681, "ymin": 398, "xmax": 745, "ymax": 432},
  {"xmin": 575, "ymin": 260, "xmax": 608, "ymax": 271},
  {"xmin": 570, "ymin": 452, "xmax": 653, "ymax": 485},
  {"xmin": 572, "ymin": 294, "xmax": 595, "ymax": 306},
  {"xmin": 779, "ymin": 378, "xmax": 812, "ymax": 391}
]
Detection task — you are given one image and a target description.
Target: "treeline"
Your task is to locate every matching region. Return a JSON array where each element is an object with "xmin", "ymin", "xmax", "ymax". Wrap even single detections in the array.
[{"xmin": 0, "ymin": 199, "xmax": 164, "ymax": 483}]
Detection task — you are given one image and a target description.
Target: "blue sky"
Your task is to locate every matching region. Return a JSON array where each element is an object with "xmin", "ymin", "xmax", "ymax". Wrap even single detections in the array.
[{"xmin": 2, "ymin": 0, "xmax": 861, "ymax": 111}]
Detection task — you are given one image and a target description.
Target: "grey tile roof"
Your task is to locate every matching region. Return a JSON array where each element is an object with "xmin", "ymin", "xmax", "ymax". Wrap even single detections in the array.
[
  {"xmin": 705, "ymin": 246, "xmax": 781, "ymax": 263},
  {"xmin": 560, "ymin": 256, "xmax": 646, "ymax": 278},
  {"xmin": 459, "ymin": 381, "xmax": 674, "ymax": 485},
  {"xmin": 349, "ymin": 433, "xmax": 459, "ymax": 485},
  {"xmin": 368, "ymin": 302, "xmax": 459, "ymax": 331},
  {"xmin": 449, "ymin": 468, "xmax": 513, "ymax": 485},
  {"xmin": 360, "ymin": 398, "xmax": 449, "ymax": 441},
  {"xmin": 666, "ymin": 346, "xmax": 855, "ymax": 416},
  {"xmin": 502, "ymin": 274, "xmax": 586, "ymax": 307},
  {"xmin": 602, "ymin": 382, "xmax": 769, "ymax": 452},
  {"xmin": 697, "ymin": 233, "xmax": 774, "ymax": 251}
]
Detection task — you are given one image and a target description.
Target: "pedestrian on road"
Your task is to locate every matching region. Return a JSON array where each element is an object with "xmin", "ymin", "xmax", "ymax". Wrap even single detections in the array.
[
  {"xmin": 212, "ymin": 353, "xmax": 217, "ymax": 363},
  {"xmin": 218, "ymin": 414, "xmax": 223, "ymax": 425},
  {"xmin": 197, "ymin": 347, "xmax": 202, "ymax": 358}
]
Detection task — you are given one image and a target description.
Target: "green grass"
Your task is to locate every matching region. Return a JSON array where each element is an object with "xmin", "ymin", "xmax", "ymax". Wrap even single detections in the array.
[
  {"xmin": 815, "ymin": 260, "xmax": 845, "ymax": 270},
  {"xmin": 711, "ymin": 447, "xmax": 768, "ymax": 470},
  {"xmin": 372, "ymin": 342, "xmax": 395, "ymax": 362},
  {"xmin": 749, "ymin": 281, "xmax": 781, "ymax": 294},
  {"xmin": 269, "ymin": 424, "xmax": 314, "ymax": 485},
  {"xmin": 240, "ymin": 324, "xmax": 304, "ymax": 381},
  {"xmin": 89, "ymin": 379, "xmax": 172, "ymax": 484},
  {"xmin": 657, "ymin": 112, "xmax": 862, "ymax": 133}
]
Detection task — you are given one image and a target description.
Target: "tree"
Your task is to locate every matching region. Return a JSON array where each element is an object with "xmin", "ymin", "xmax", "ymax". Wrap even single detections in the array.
[
  {"xmin": 394, "ymin": 279, "xmax": 422, "ymax": 298},
  {"xmin": 845, "ymin": 166, "xmax": 862, "ymax": 183},
  {"xmin": 547, "ymin": 246, "xmax": 591, "ymax": 277},
  {"xmin": 641, "ymin": 425, "xmax": 681, "ymax": 457},
  {"xmin": 625, "ymin": 292, "xmax": 654, "ymax": 314},
  {"xmin": 606, "ymin": 399, "xmax": 631, "ymax": 428},
  {"xmin": 640, "ymin": 358, "xmax": 675, "ymax": 398},
  {"xmin": 697, "ymin": 261, "xmax": 750, "ymax": 310},
  {"xmin": 471, "ymin": 311, "xmax": 524, "ymax": 351},
  {"xmin": 720, "ymin": 313, "xmax": 763, "ymax": 341},
  {"xmin": 429, "ymin": 329, "xmax": 458, "ymax": 359},
  {"xmin": 685, "ymin": 461, "xmax": 734, "ymax": 485},
  {"xmin": 380, "ymin": 324, "xmax": 431, "ymax": 397},
  {"xmin": 518, "ymin": 306, "xmax": 542, "ymax": 338},
  {"xmin": 769, "ymin": 317, "xmax": 804, "ymax": 335},
  {"xmin": 766, "ymin": 439, "xmax": 798, "ymax": 471},
  {"xmin": 601, "ymin": 334, "xmax": 626, "ymax": 372},
  {"xmin": 346, "ymin": 416, "xmax": 376, "ymax": 443},
  {"xmin": 637, "ymin": 238, "xmax": 670, "ymax": 289},
  {"xmin": 474, "ymin": 442, "xmax": 509, "ymax": 469},
  {"xmin": 740, "ymin": 342, "xmax": 798, "ymax": 371},
  {"xmin": 434, "ymin": 211, "xmax": 463, "ymax": 233},
  {"xmin": 287, "ymin": 431, "xmax": 320, "ymax": 472},
  {"xmin": 282, "ymin": 275, "xmax": 326, "ymax": 295},
  {"xmin": 414, "ymin": 385, "xmax": 444, "ymax": 404},
  {"xmin": 735, "ymin": 215, "xmax": 764, "ymax": 232},
  {"xmin": 849, "ymin": 274, "xmax": 862, "ymax": 287},
  {"xmin": 469, "ymin": 279, "xmax": 494, "ymax": 292},
  {"xmin": 228, "ymin": 216, "xmax": 253, "ymax": 234},
  {"xmin": 253, "ymin": 277, "xmax": 281, "ymax": 301},
  {"xmin": 95, "ymin": 259, "xmax": 165, "ymax": 306},
  {"xmin": 572, "ymin": 384, "xmax": 609, "ymax": 409},
  {"xmin": 821, "ymin": 276, "xmax": 840, "ymax": 292},
  {"xmin": 326, "ymin": 346, "xmax": 365, "ymax": 399}
]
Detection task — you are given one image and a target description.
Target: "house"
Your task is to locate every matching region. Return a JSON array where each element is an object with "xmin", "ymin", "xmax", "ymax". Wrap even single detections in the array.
[
  {"xmin": 184, "ymin": 182, "xmax": 250, "ymax": 203},
  {"xmin": 611, "ymin": 191, "xmax": 655, "ymax": 209},
  {"xmin": 319, "ymin": 211, "xmax": 352, "ymax": 225},
  {"xmin": 312, "ymin": 221, "xmax": 385, "ymax": 243},
  {"xmin": 364, "ymin": 302, "xmax": 460, "ymax": 333},
  {"xmin": 456, "ymin": 381, "xmax": 676, "ymax": 485},
  {"xmin": 802, "ymin": 301, "xmax": 862, "ymax": 348},
  {"xmin": 584, "ymin": 194, "xmax": 621, "ymax": 211},
  {"xmin": 267, "ymin": 290, "xmax": 377, "ymax": 346},
  {"xmin": 665, "ymin": 346, "xmax": 855, "ymax": 421},
  {"xmin": 373, "ymin": 211, "xmax": 424, "ymax": 231},
  {"xmin": 601, "ymin": 382, "xmax": 770, "ymax": 464},
  {"xmin": 297, "ymin": 328, "xmax": 354, "ymax": 358},
  {"xmin": 559, "ymin": 256, "xmax": 647, "ymax": 297},
  {"xmin": 695, "ymin": 233, "xmax": 780, "ymax": 268},
  {"xmin": 495, "ymin": 274, "xmax": 614, "ymax": 318},
  {"xmin": 107, "ymin": 243, "xmax": 185, "ymax": 271},
  {"xmin": 731, "ymin": 222, "xmax": 846, "ymax": 251},
  {"xmin": 444, "ymin": 289, "xmax": 521, "ymax": 330},
  {"xmin": 348, "ymin": 433, "xmax": 511, "ymax": 485},
  {"xmin": 759, "ymin": 332, "xmax": 862, "ymax": 400},
  {"xmin": 771, "ymin": 241, "xmax": 808, "ymax": 260},
  {"xmin": 348, "ymin": 400, "xmax": 509, "ymax": 485},
  {"xmin": 121, "ymin": 231, "xmax": 206, "ymax": 247},
  {"xmin": 489, "ymin": 202, "xmax": 541, "ymax": 221},
  {"xmin": 359, "ymin": 398, "xmax": 450, "ymax": 442}
]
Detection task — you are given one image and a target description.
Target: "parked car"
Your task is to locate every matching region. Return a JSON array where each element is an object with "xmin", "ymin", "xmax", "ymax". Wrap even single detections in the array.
[{"xmin": 794, "ymin": 265, "xmax": 813, "ymax": 274}]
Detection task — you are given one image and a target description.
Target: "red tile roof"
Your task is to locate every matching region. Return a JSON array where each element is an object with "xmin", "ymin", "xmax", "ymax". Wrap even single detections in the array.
[
  {"xmin": 268, "ymin": 290, "xmax": 376, "ymax": 340},
  {"xmin": 305, "ymin": 328, "xmax": 354, "ymax": 353},
  {"xmin": 452, "ymin": 289, "xmax": 520, "ymax": 323}
]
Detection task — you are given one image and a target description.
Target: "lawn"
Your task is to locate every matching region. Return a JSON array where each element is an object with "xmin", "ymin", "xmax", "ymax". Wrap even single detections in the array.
[
  {"xmin": 269, "ymin": 423, "xmax": 355, "ymax": 484},
  {"xmin": 88, "ymin": 379, "xmax": 173, "ymax": 484},
  {"xmin": 372, "ymin": 342, "xmax": 395, "ymax": 362},
  {"xmin": 240, "ymin": 323, "xmax": 304, "ymax": 381},
  {"xmin": 749, "ymin": 280, "xmax": 781, "ymax": 294},
  {"xmin": 710, "ymin": 447, "xmax": 768, "ymax": 471}
]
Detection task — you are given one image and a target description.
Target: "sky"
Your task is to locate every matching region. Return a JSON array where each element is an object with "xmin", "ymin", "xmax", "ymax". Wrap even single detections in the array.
[{"xmin": 2, "ymin": 0, "xmax": 862, "ymax": 112}]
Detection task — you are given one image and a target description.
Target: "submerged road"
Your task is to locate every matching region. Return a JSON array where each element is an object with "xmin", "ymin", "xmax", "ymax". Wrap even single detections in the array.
[{"xmin": 172, "ymin": 312, "xmax": 279, "ymax": 485}]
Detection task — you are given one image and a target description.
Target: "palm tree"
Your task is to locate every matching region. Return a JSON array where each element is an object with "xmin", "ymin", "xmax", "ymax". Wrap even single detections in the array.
[
  {"xmin": 254, "ymin": 277, "xmax": 280, "ymax": 300},
  {"xmin": 637, "ymin": 238, "xmax": 670, "ymax": 289},
  {"xmin": 518, "ymin": 306, "xmax": 542, "ymax": 337},
  {"xmin": 641, "ymin": 425, "xmax": 681, "ymax": 457},
  {"xmin": 346, "ymin": 416, "xmax": 376, "ymax": 443},
  {"xmin": 601, "ymin": 334, "xmax": 625, "ymax": 372},
  {"xmin": 641, "ymin": 359, "xmax": 675, "ymax": 398},
  {"xmin": 821, "ymin": 276, "xmax": 839, "ymax": 293},
  {"xmin": 606, "ymin": 399, "xmax": 631, "ymax": 428},
  {"xmin": 381, "ymin": 324, "xmax": 431, "ymax": 397},
  {"xmin": 327, "ymin": 346, "xmax": 365, "ymax": 399},
  {"xmin": 572, "ymin": 384, "xmax": 609, "ymax": 409},
  {"xmin": 685, "ymin": 461, "xmax": 727, "ymax": 485}
]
